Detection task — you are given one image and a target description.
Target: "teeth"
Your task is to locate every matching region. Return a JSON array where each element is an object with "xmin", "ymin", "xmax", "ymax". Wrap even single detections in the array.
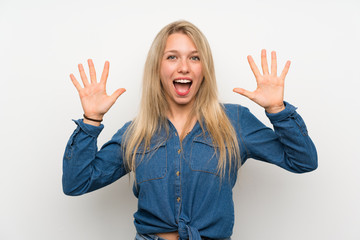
[{"xmin": 174, "ymin": 79, "xmax": 192, "ymax": 83}]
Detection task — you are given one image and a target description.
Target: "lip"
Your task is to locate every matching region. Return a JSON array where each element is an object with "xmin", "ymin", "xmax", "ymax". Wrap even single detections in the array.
[
  {"xmin": 173, "ymin": 77, "xmax": 192, "ymax": 81},
  {"xmin": 173, "ymin": 77, "xmax": 193, "ymax": 96}
]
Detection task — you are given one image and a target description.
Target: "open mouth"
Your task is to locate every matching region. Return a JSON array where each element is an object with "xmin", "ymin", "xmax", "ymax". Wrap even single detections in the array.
[{"xmin": 173, "ymin": 79, "xmax": 192, "ymax": 96}]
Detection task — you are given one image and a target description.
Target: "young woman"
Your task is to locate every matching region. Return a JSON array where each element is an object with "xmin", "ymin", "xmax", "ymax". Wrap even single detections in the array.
[{"xmin": 63, "ymin": 20, "xmax": 317, "ymax": 240}]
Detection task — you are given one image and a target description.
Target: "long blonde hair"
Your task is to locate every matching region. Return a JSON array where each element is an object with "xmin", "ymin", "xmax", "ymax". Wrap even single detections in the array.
[{"xmin": 124, "ymin": 20, "xmax": 240, "ymax": 177}]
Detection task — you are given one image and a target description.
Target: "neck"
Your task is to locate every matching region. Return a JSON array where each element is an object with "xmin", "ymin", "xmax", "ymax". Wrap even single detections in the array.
[{"xmin": 167, "ymin": 100, "xmax": 196, "ymax": 137}]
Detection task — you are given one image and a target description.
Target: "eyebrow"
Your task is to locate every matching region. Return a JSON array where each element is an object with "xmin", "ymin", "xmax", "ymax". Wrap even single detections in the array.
[{"xmin": 163, "ymin": 50, "xmax": 199, "ymax": 54}]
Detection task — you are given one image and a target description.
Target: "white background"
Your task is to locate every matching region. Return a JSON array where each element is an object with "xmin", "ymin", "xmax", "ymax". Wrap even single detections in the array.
[{"xmin": 1, "ymin": 0, "xmax": 359, "ymax": 239}]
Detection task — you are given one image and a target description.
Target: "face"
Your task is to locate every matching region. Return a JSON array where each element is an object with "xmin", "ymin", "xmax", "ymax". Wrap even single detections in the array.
[{"xmin": 160, "ymin": 33, "xmax": 204, "ymax": 110}]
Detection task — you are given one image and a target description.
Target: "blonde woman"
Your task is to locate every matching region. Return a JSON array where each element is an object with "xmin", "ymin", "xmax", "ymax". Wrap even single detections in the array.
[{"xmin": 63, "ymin": 21, "xmax": 317, "ymax": 240}]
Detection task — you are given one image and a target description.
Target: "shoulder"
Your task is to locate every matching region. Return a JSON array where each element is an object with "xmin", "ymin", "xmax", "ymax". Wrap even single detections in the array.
[
  {"xmin": 110, "ymin": 121, "xmax": 132, "ymax": 142},
  {"xmin": 223, "ymin": 103, "xmax": 250, "ymax": 112},
  {"xmin": 222, "ymin": 103, "xmax": 251, "ymax": 120},
  {"xmin": 222, "ymin": 103, "xmax": 262, "ymax": 132}
]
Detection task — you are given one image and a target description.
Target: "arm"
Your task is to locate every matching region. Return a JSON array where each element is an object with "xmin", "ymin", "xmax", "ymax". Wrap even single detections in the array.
[
  {"xmin": 233, "ymin": 50, "xmax": 317, "ymax": 172},
  {"xmin": 62, "ymin": 120, "xmax": 130, "ymax": 196},
  {"xmin": 63, "ymin": 59, "xmax": 127, "ymax": 195},
  {"xmin": 238, "ymin": 103, "xmax": 317, "ymax": 173}
]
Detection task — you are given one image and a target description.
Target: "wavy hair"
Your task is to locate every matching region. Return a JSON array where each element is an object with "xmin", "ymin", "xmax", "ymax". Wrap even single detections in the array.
[{"xmin": 124, "ymin": 20, "xmax": 240, "ymax": 177}]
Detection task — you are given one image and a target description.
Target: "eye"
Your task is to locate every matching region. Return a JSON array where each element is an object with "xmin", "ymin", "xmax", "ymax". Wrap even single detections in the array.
[
  {"xmin": 167, "ymin": 55, "xmax": 176, "ymax": 60},
  {"xmin": 190, "ymin": 56, "xmax": 200, "ymax": 61}
]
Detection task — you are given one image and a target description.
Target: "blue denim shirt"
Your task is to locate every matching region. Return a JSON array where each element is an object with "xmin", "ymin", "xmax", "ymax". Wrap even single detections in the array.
[{"xmin": 62, "ymin": 102, "xmax": 317, "ymax": 240}]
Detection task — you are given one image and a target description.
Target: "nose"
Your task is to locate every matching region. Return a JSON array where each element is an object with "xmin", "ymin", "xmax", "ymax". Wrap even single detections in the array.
[{"xmin": 177, "ymin": 59, "xmax": 189, "ymax": 74}]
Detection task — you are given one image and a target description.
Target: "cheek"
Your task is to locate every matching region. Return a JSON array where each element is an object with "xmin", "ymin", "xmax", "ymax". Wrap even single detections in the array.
[
  {"xmin": 160, "ymin": 66, "xmax": 172, "ymax": 91},
  {"xmin": 160, "ymin": 64, "xmax": 166, "ymax": 81},
  {"xmin": 194, "ymin": 66, "xmax": 203, "ymax": 80},
  {"xmin": 160, "ymin": 62, "xmax": 175, "ymax": 80}
]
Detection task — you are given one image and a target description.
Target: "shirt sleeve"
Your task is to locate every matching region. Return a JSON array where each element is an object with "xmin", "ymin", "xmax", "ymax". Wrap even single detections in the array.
[
  {"xmin": 238, "ymin": 102, "xmax": 318, "ymax": 173},
  {"xmin": 62, "ymin": 119, "xmax": 130, "ymax": 196}
]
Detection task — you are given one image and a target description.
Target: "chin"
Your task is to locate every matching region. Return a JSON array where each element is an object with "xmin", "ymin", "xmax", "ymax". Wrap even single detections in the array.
[{"xmin": 173, "ymin": 97, "xmax": 194, "ymax": 106}]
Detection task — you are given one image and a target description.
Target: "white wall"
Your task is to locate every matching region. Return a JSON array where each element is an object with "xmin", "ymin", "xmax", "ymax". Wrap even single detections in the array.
[{"xmin": 1, "ymin": 0, "xmax": 359, "ymax": 239}]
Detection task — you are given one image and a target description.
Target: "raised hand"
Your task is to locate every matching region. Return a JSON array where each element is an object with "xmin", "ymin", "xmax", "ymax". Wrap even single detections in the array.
[
  {"xmin": 233, "ymin": 49, "xmax": 291, "ymax": 114},
  {"xmin": 70, "ymin": 59, "xmax": 126, "ymax": 125}
]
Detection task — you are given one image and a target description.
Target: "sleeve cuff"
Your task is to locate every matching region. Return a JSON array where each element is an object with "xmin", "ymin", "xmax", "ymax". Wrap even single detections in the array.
[
  {"xmin": 265, "ymin": 101, "xmax": 297, "ymax": 123},
  {"xmin": 72, "ymin": 119, "xmax": 104, "ymax": 138}
]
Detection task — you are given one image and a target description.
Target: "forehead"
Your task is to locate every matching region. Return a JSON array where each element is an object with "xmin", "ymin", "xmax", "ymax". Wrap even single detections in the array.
[{"xmin": 164, "ymin": 33, "xmax": 197, "ymax": 52}]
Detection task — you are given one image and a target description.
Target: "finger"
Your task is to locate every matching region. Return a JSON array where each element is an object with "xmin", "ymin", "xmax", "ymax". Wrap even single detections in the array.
[
  {"xmin": 280, "ymin": 60, "xmax": 291, "ymax": 81},
  {"xmin": 88, "ymin": 59, "xmax": 97, "ymax": 84},
  {"xmin": 111, "ymin": 88, "xmax": 126, "ymax": 102},
  {"xmin": 70, "ymin": 74, "xmax": 82, "ymax": 92},
  {"xmin": 261, "ymin": 49, "xmax": 269, "ymax": 75},
  {"xmin": 78, "ymin": 63, "xmax": 89, "ymax": 87},
  {"xmin": 233, "ymin": 88, "xmax": 255, "ymax": 100},
  {"xmin": 271, "ymin": 51, "xmax": 277, "ymax": 76},
  {"xmin": 100, "ymin": 61, "xmax": 110, "ymax": 85},
  {"xmin": 247, "ymin": 55, "xmax": 261, "ymax": 79}
]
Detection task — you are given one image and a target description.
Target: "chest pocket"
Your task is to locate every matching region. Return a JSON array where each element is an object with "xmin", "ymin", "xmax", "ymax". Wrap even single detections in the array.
[
  {"xmin": 189, "ymin": 134, "xmax": 220, "ymax": 176},
  {"xmin": 135, "ymin": 141, "xmax": 167, "ymax": 184}
]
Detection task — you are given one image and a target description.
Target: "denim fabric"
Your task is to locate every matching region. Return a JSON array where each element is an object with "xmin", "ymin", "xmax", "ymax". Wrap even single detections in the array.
[
  {"xmin": 135, "ymin": 233, "xmax": 231, "ymax": 240},
  {"xmin": 63, "ymin": 102, "xmax": 317, "ymax": 240},
  {"xmin": 135, "ymin": 233, "xmax": 166, "ymax": 240}
]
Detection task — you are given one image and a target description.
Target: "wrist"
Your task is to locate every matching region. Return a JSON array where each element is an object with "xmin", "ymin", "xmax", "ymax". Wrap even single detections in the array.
[
  {"xmin": 83, "ymin": 114, "xmax": 103, "ymax": 126},
  {"xmin": 265, "ymin": 104, "xmax": 285, "ymax": 114},
  {"xmin": 83, "ymin": 118, "xmax": 101, "ymax": 126}
]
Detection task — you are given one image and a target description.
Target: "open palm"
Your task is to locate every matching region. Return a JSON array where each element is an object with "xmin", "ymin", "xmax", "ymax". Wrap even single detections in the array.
[
  {"xmin": 70, "ymin": 59, "xmax": 126, "ymax": 121},
  {"xmin": 233, "ymin": 49, "xmax": 291, "ymax": 114}
]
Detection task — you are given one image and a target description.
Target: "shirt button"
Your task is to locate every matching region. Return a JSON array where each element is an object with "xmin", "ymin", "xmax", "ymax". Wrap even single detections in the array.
[
  {"xmin": 176, "ymin": 171, "xmax": 180, "ymax": 176},
  {"xmin": 177, "ymin": 149, "xmax": 181, "ymax": 154},
  {"xmin": 177, "ymin": 197, "xmax": 181, "ymax": 202}
]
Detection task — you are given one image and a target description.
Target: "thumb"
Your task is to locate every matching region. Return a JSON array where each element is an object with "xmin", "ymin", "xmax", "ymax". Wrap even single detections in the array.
[
  {"xmin": 111, "ymin": 88, "xmax": 126, "ymax": 101},
  {"xmin": 233, "ymin": 88, "xmax": 254, "ymax": 100}
]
